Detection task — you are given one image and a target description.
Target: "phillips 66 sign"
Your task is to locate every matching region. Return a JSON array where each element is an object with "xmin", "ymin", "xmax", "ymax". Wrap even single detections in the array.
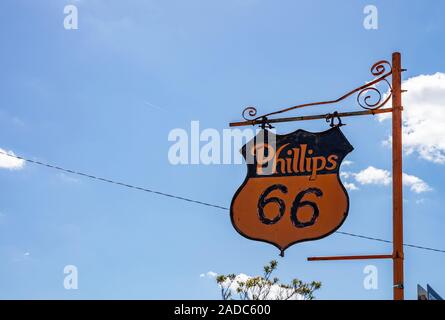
[{"xmin": 230, "ymin": 127, "xmax": 353, "ymax": 256}]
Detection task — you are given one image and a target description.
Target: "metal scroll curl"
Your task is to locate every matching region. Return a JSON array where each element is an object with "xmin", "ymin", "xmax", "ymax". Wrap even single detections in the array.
[
  {"xmin": 242, "ymin": 106, "xmax": 258, "ymax": 121},
  {"xmin": 239, "ymin": 59, "xmax": 393, "ymax": 123},
  {"xmin": 357, "ymin": 61, "xmax": 392, "ymax": 110},
  {"xmin": 371, "ymin": 60, "xmax": 392, "ymax": 77},
  {"xmin": 357, "ymin": 78, "xmax": 392, "ymax": 110}
]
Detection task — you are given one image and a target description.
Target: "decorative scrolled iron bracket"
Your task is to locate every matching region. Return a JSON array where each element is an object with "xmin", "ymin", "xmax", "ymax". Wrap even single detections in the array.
[{"xmin": 230, "ymin": 59, "xmax": 403, "ymax": 128}]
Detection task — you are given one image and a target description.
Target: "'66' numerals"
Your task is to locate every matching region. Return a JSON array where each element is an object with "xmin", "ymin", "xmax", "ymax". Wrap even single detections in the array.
[{"xmin": 258, "ymin": 184, "xmax": 323, "ymax": 228}]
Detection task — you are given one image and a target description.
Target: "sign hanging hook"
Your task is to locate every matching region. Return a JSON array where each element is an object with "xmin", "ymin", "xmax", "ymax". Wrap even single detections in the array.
[
  {"xmin": 325, "ymin": 111, "xmax": 345, "ymax": 128},
  {"xmin": 259, "ymin": 116, "xmax": 274, "ymax": 130}
]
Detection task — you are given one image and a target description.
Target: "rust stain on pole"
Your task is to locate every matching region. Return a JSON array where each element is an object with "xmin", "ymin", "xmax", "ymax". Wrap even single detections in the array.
[{"xmin": 392, "ymin": 52, "xmax": 404, "ymax": 300}]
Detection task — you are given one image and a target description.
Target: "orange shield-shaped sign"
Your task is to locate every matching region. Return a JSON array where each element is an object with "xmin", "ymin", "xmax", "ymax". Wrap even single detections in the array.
[{"xmin": 230, "ymin": 127, "xmax": 353, "ymax": 256}]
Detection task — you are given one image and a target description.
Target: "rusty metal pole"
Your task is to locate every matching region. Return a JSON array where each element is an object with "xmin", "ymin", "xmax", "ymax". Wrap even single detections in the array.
[{"xmin": 391, "ymin": 52, "xmax": 404, "ymax": 300}]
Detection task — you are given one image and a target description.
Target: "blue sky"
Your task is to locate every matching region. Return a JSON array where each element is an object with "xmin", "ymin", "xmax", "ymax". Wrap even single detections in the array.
[{"xmin": 0, "ymin": 0, "xmax": 444, "ymax": 299}]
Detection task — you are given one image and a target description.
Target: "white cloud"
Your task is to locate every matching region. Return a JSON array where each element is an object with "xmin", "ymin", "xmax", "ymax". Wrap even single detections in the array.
[
  {"xmin": 354, "ymin": 166, "xmax": 391, "ymax": 186},
  {"xmin": 200, "ymin": 271, "xmax": 217, "ymax": 278},
  {"xmin": 0, "ymin": 148, "xmax": 25, "ymax": 170},
  {"xmin": 207, "ymin": 271, "xmax": 217, "ymax": 277},
  {"xmin": 350, "ymin": 166, "xmax": 432, "ymax": 194},
  {"xmin": 342, "ymin": 160, "xmax": 354, "ymax": 167},
  {"xmin": 340, "ymin": 171, "xmax": 352, "ymax": 179},
  {"xmin": 378, "ymin": 73, "xmax": 445, "ymax": 163},
  {"xmin": 219, "ymin": 273, "xmax": 304, "ymax": 300},
  {"xmin": 402, "ymin": 173, "xmax": 432, "ymax": 193},
  {"xmin": 344, "ymin": 182, "xmax": 359, "ymax": 191}
]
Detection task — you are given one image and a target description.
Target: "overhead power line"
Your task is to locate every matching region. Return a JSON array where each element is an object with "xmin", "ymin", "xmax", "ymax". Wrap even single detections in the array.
[
  {"xmin": 1, "ymin": 150, "xmax": 444, "ymax": 254},
  {"xmin": 0, "ymin": 150, "xmax": 228, "ymax": 211},
  {"xmin": 335, "ymin": 231, "xmax": 445, "ymax": 253}
]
